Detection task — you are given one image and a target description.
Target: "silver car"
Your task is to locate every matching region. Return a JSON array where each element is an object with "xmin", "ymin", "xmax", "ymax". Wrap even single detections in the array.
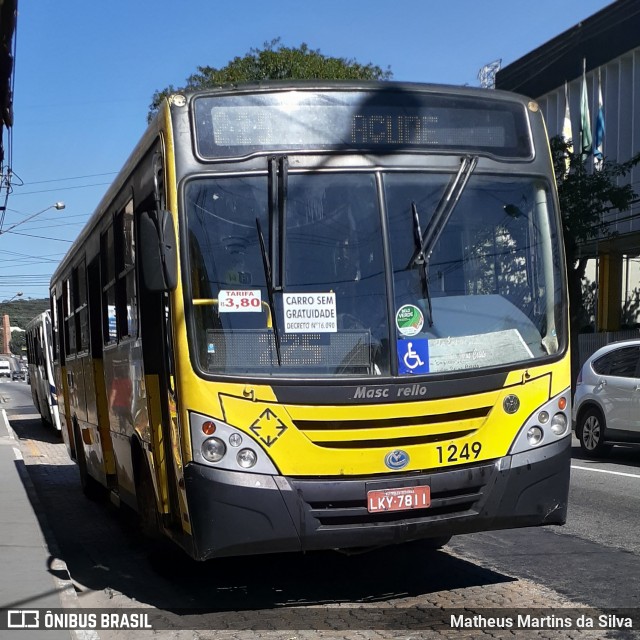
[{"xmin": 572, "ymin": 339, "xmax": 640, "ymax": 457}]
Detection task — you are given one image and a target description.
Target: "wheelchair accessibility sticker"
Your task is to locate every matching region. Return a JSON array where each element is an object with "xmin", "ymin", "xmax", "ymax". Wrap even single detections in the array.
[{"xmin": 397, "ymin": 339, "xmax": 430, "ymax": 374}]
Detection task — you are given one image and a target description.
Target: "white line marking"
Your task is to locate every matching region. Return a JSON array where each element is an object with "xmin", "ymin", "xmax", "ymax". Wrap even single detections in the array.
[{"xmin": 572, "ymin": 464, "xmax": 640, "ymax": 479}]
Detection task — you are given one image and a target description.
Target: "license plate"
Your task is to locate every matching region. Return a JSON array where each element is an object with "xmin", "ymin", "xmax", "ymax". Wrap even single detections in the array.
[{"xmin": 367, "ymin": 486, "xmax": 431, "ymax": 513}]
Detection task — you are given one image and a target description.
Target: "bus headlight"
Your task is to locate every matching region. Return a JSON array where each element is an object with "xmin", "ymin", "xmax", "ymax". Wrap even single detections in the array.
[
  {"xmin": 550, "ymin": 413, "xmax": 568, "ymax": 436},
  {"xmin": 229, "ymin": 433, "xmax": 243, "ymax": 447},
  {"xmin": 237, "ymin": 448, "xmax": 258, "ymax": 469},
  {"xmin": 202, "ymin": 437, "xmax": 226, "ymax": 462},
  {"xmin": 190, "ymin": 412, "xmax": 279, "ymax": 475},
  {"xmin": 509, "ymin": 390, "xmax": 571, "ymax": 455},
  {"xmin": 527, "ymin": 426, "xmax": 543, "ymax": 446}
]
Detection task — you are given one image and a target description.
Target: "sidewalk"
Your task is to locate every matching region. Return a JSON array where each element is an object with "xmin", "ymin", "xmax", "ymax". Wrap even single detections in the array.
[{"xmin": 0, "ymin": 409, "xmax": 72, "ymax": 639}]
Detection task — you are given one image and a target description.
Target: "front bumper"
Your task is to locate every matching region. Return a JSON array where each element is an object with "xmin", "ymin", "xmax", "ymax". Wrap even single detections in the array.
[{"xmin": 184, "ymin": 436, "xmax": 570, "ymax": 560}]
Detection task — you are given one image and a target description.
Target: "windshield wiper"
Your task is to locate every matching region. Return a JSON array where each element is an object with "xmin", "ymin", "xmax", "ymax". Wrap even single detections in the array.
[
  {"xmin": 256, "ymin": 217, "xmax": 282, "ymax": 366},
  {"xmin": 408, "ymin": 155, "xmax": 478, "ymax": 268},
  {"xmin": 410, "ymin": 201, "xmax": 433, "ymax": 327},
  {"xmin": 259, "ymin": 155, "xmax": 289, "ymax": 366}
]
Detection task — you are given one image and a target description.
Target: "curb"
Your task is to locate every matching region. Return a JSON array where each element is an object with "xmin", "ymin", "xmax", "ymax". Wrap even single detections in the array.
[{"xmin": 1, "ymin": 408, "xmax": 100, "ymax": 640}]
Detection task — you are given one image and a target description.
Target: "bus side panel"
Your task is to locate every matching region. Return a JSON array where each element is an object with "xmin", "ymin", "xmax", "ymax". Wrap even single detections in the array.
[
  {"xmin": 103, "ymin": 341, "xmax": 138, "ymax": 507},
  {"xmin": 66, "ymin": 357, "xmax": 86, "ymax": 425},
  {"xmin": 69, "ymin": 353, "xmax": 105, "ymax": 486},
  {"xmin": 32, "ymin": 367, "xmax": 46, "ymax": 421},
  {"xmin": 83, "ymin": 353, "xmax": 98, "ymax": 425},
  {"xmin": 56, "ymin": 364, "xmax": 74, "ymax": 458},
  {"xmin": 27, "ymin": 365, "xmax": 39, "ymax": 414}
]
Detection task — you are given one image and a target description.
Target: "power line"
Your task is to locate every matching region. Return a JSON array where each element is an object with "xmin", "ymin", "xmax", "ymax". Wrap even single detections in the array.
[
  {"xmin": 13, "ymin": 220, "xmax": 85, "ymax": 232},
  {"xmin": 20, "ymin": 171, "xmax": 117, "ymax": 185},
  {"xmin": 0, "ymin": 248, "xmax": 63, "ymax": 258},
  {"xmin": 10, "ymin": 181, "xmax": 112, "ymax": 196},
  {"xmin": 4, "ymin": 230, "xmax": 73, "ymax": 242},
  {"xmin": 0, "ymin": 256, "xmax": 59, "ymax": 264}
]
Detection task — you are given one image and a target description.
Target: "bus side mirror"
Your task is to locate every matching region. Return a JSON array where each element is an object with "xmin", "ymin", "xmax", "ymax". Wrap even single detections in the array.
[{"xmin": 140, "ymin": 209, "xmax": 178, "ymax": 292}]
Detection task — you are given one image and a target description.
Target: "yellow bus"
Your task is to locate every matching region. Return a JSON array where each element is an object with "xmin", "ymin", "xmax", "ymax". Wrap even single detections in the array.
[{"xmin": 51, "ymin": 81, "xmax": 571, "ymax": 560}]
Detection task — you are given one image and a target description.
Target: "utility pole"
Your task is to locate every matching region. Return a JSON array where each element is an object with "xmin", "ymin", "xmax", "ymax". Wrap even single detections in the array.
[{"xmin": 1, "ymin": 314, "xmax": 9, "ymax": 354}]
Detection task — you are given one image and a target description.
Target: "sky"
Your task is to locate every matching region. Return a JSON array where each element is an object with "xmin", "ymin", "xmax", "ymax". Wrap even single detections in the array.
[{"xmin": 0, "ymin": 0, "xmax": 615, "ymax": 301}]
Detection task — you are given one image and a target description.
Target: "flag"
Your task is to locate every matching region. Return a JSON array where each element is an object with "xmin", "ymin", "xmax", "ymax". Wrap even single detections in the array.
[
  {"xmin": 562, "ymin": 81, "xmax": 573, "ymax": 175},
  {"xmin": 580, "ymin": 59, "xmax": 592, "ymax": 161},
  {"xmin": 594, "ymin": 69, "xmax": 605, "ymax": 171}
]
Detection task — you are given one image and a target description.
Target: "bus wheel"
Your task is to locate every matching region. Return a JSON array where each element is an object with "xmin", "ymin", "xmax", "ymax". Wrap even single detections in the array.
[
  {"xmin": 136, "ymin": 459, "xmax": 161, "ymax": 540},
  {"xmin": 73, "ymin": 423, "xmax": 105, "ymax": 501},
  {"xmin": 577, "ymin": 408, "xmax": 612, "ymax": 458}
]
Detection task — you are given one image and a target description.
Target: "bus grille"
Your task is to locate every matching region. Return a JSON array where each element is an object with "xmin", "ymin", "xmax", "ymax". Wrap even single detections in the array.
[
  {"xmin": 293, "ymin": 406, "xmax": 491, "ymax": 448},
  {"xmin": 308, "ymin": 487, "xmax": 482, "ymax": 526},
  {"xmin": 288, "ymin": 462, "xmax": 494, "ymax": 529}
]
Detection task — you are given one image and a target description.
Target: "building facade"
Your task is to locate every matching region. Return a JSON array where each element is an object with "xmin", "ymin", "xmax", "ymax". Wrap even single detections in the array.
[{"xmin": 496, "ymin": 0, "xmax": 640, "ymax": 333}]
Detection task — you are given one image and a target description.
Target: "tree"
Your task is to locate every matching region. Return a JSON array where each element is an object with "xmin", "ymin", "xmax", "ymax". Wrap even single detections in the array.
[
  {"xmin": 148, "ymin": 38, "xmax": 392, "ymax": 122},
  {"xmin": 10, "ymin": 330, "xmax": 25, "ymax": 356},
  {"xmin": 550, "ymin": 135, "xmax": 640, "ymax": 382}
]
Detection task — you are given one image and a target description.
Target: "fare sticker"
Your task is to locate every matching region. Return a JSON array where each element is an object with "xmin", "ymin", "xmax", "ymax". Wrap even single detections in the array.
[{"xmin": 218, "ymin": 289, "xmax": 262, "ymax": 312}]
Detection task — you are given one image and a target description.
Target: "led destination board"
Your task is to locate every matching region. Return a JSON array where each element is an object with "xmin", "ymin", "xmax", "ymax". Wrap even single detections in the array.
[{"xmin": 193, "ymin": 90, "xmax": 532, "ymax": 159}]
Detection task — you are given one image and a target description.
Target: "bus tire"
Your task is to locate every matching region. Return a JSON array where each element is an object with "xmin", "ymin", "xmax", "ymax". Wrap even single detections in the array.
[
  {"xmin": 577, "ymin": 407, "xmax": 612, "ymax": 458},
  {"xmin": 73, "ymin": 423, "xmax": 106, "ymax": 501}
]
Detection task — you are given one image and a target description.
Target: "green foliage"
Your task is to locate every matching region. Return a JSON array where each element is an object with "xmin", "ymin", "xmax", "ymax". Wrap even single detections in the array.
[
  {"xmin": 148, "ymin": 38, "xmax": 392, "ymax": 122},
  {"xmin": 10, "ymin": 330, "xmax": 25, "ymax": 355},
  {"xmin": 621, "ymin": 286, "xmax": 640, "ymax": 329},
  {"xmin": 0, "ymin": 298, "xmax": 49, "ymax": 330}
]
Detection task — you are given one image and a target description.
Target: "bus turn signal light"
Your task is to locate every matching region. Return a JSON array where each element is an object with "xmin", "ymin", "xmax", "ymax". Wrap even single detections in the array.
[{"xmin": 202, "ymin": 421, "xmax": 216, "ymax": 435}]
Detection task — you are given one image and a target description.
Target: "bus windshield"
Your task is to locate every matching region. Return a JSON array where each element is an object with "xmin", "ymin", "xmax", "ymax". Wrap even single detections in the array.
[{"xmin": 185, "ymin": 170, "xmax": 563, "ymax": 378}]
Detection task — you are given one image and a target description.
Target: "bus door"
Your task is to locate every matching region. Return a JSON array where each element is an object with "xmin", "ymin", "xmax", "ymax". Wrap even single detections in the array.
[
  {"xmin": 136, "ymin": 178, "xmax": 182, "ymax": 530},
  {"xmin": 137, "ymin": 261, "xmax": 182, "ymax": 529}
]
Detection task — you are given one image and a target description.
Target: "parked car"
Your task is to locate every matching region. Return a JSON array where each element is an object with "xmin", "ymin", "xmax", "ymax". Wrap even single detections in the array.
[
  {"xmin": 11, "ymin": 366, "xmax": 26, "ymax": 381},
  {"xmin": 0, "ymin": 360, "xmax": 10, "ymax": 378},
  {"xmin": 572, "ymin": 338, "xmax": 640, "ymax": 457}
]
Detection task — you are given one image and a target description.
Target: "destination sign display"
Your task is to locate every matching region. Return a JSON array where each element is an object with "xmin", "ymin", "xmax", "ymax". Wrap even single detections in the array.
[{"xmin": 193, "ymin": 90, "xmax": 532, "ymax": 159}]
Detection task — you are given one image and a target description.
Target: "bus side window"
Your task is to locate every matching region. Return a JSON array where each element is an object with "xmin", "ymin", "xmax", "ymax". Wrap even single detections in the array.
[
  {"xmin": 115, "ymin": 201, "xmax": 138, "ymax": 339},
  {"xmin": 101, "ymin": 225, "xmax": 118, "ymax": 345}
]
